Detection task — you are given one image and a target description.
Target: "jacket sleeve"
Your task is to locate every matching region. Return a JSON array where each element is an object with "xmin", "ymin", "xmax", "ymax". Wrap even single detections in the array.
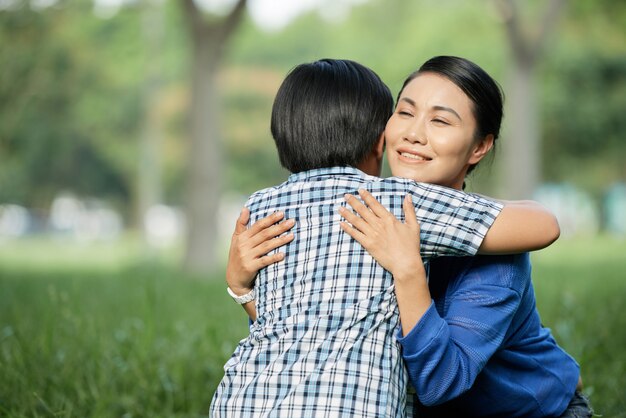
[{"xmin": 397, "ymin": 257, "xmax": 526, "ymax": 406}]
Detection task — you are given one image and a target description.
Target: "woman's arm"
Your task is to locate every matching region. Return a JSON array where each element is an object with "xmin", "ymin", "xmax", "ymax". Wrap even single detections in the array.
[
  {"xmin": 353, "ymin": 188, "xmax": 559, "ymax": 254},
  {"xmin": 338, "ymin": 191, "xmax": 525, "ymax": 405},
  {"xmin": 339, "ymin": 192, "xmax": 431, "ymax": 335},
  {"xmin": 478, "ymin": 199, "xmax": 560, "ymax": 254},
  {"xmin": 398, "ymin": 275, "xmax": 522, "ymax": 406},
  {"xmin": 226, "ymin": 208, "xmax": 295, "ymax": 321}
]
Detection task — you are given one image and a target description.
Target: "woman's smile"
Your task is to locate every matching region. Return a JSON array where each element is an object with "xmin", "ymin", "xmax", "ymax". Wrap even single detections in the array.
[
  {"xmin": 397, "ymin": 148, "xmax": 433, "ymax": 163},
  {"xmin": 385, "ymin": 72, "xmax": 490, "ymax": 190}
]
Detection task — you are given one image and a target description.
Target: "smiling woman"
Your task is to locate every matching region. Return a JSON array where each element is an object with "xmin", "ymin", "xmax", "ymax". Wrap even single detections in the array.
[{"xmin": 385, "ymin": 61, "xmax": 501, "ymax": 190}]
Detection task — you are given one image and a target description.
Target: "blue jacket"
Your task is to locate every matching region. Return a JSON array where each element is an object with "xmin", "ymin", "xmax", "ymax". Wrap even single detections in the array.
[{"xmin": 398, "ymin": 253, "xmax": 580, "ymax": 417}]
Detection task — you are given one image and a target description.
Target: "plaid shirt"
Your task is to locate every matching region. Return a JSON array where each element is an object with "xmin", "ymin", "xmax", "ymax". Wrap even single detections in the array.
[{"xmin": 210, "ymin": 167, "xmax": 503, "ymax": 417}]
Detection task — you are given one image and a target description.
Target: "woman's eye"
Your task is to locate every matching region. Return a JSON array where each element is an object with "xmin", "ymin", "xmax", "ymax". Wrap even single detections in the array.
[
  {"xmin": 398, "ymin": 110, "xmax": 413, "ymax": 117},
  {"xmin": 432, "ymin": 118, "xmax": 449, "ymax": 125}
]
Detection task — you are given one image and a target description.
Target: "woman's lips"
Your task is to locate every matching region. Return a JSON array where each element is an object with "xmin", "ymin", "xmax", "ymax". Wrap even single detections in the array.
[{"xmin": 397, "ymin": 150, "xmax": 432, "ymax": 162}]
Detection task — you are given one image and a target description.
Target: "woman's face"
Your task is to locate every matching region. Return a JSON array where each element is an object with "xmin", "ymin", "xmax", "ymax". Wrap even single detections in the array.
[{"xmin": 384, "ymin": 72, "xmax": 492, "ymax": 190}]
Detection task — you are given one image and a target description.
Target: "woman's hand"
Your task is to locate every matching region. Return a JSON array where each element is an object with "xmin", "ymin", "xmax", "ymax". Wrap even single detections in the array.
[
  {"xmin": 226, "ymin": 208, "xmax": 295, "ymax": 295},
  {"xmin": 338, "ymin": 189, "xmax": 424, "ymax": 281},
  {"xmin": 339, "ymin": 189, "xmax": 431, "ymax": 335}
]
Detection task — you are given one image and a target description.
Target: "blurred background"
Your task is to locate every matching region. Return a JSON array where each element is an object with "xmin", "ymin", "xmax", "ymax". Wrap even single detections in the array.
[{"xmin": 0, "ymin": 0, "xmax": 624, "ymax": 416}]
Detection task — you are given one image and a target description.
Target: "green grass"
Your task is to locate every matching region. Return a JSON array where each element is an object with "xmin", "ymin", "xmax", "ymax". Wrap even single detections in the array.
[
  {"xmin": 0, "ymin": 239, "xmax": 248, "ymax": 418},
  {"xmin": 531, "ymin": 236, "xmax": 626, "ymax": 417},
  {"xmin": 0, "ymin": 236, "xmax": 625, "ymax": 417}
]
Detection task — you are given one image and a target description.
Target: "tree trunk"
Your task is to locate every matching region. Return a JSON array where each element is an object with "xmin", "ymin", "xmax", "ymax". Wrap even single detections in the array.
[
  {"xmin": 501, "ymin": 62, "xmax": 540, "ymax": 199},
  {"xmin": 495, "ymin": 0, "xmax": 564, "ymax": 199},
  {"xmin": 181, "ymin": 0, "xmax": 247, "ymax": 275},
  {"xmin": 183, "ymin": 40, "xmax": 222, "ymax": 274},
  {"xmin": 138, "ymin": 0, "xmax": 164, "ymax": 238}
]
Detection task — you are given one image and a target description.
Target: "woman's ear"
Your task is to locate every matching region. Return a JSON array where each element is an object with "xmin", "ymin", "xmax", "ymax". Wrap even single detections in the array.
[{"xmin": 468, "ymin": 134, "xmax": 494, "ymax": 165}]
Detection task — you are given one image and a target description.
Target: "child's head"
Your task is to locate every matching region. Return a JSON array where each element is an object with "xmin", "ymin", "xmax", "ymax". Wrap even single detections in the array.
[{"xmin": 271, "ymin": 59, "xmax": 393, "ymax": 174}]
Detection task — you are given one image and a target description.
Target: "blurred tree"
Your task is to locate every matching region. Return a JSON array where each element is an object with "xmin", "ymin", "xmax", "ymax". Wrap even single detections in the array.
[
  {"xmin": 181, "ymin": 0, "xmax": 247, "ymax": 274},
  {"xmin": 0, "ymin": 2, "xmax": 138, "ymax": 211},
  {"xmin": 541, "ymin": 0, "xmax": 626, "ymax": 194},
  {"xmin": 495, "ymin": 0, "xmax": 565, "ymax": 199},
  {"xmin": 138, "ymin": 0, "xmax": 165, "ymax": 239},
  {"xmin": 543, "ymin": 54, "xmax": 626, "ymax": 190},
  {"xmin": 1, "ymin": 0, "xmax": 624, "ymax": 249}
]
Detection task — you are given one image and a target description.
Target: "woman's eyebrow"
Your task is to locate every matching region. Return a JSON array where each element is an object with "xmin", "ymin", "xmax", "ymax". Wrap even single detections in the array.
[
  {"xmin": 399, "ymin": 98, "xmax": 461, "ymax": 121},
  {"xmin": 398, "ymin": 97, "xmax": 416, "ymax": 106},
  {"xmin": 433, "ymin": 105, "xmax": 461, "ymax": 120}
]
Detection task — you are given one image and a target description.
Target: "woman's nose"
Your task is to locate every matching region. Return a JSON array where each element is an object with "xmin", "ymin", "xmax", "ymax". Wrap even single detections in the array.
[{"xmin": 405, "ymin": 123, "xmax": 427, "ymax": 144}]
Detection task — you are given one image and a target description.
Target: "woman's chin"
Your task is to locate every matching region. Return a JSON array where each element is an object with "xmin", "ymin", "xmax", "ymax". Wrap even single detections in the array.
[{"xmin": 391, "ymin": 167, "xmax": 431, "ymax": 184}]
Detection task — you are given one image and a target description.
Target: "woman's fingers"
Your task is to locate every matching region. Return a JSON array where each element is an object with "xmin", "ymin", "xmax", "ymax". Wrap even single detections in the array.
[
  {"xmin": 339, "ymin": 220, "xmax": 368, "ymax": 245},
  {"xmin": 344, "ymin": 193, "xmax": 379, "ymax": 224},
  {"xmin": 254, "ymin": 252, "xmax": 286, "ymax": 270},
  {"xmin": 255, "ymin": 232, "xmax": 295, "ymax": 255},
  {"xmin": 403, "ymin": 195, "xmax": 419, "ymax": 232},
  {"xmin": 247, "ymin": 211, "xmax": 285, "ymax": 236},
  {"xmin": 233, "ymin": 207, "xmax": 251, "ymax": 235},
  {"xmin": 246, "ymin": 217, "xmax": 295, "ymax": 248},
  {"xmin": 357, "ymin": 189, "xmax": 393, "ymax": 219},
  {"xmin": 338, "ymin": 205, "xmax": 374, "ymax": 235}
]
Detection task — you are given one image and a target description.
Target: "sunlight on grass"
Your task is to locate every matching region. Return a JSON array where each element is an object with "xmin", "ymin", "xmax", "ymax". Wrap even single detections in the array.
[{"xmin": 0, "ymin": 234, "xmax": 181, "ymax": 273}]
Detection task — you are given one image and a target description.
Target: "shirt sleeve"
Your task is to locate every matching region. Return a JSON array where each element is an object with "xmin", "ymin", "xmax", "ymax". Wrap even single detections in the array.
[
  {"xmin": 406, "ymin": 182, "xmax": 504, "ymax": 258},
  {"xmin": 397, "ymin": 257, "xmax": 526, "ymax": 406}
]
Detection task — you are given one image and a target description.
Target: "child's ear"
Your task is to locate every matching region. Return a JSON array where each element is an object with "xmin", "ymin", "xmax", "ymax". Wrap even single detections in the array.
[
  {"xmin": 374, "ymin": 133, "xmax": 385, "ymax": 160},
  {"xmin": 469, "ymin": 134, "xmax": 494, "ymax": 165},
  {"xmin": 357, "ymin": 133, "xmax": 386, "ymax": 176}
]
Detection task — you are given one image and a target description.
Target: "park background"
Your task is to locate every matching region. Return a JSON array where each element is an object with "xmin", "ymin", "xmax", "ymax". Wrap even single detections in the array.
[{"xmin": 1, "ymin": 0, "xmax": 625, "ymax": 416}]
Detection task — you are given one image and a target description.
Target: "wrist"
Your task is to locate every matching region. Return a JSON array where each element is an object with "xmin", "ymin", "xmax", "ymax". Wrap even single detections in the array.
[
  {"xmin": 226, "ymin": 270, "xmax": 254, "ymax": 295},
  {"xmin": 391, "ymin": 264, "xmax": 426, "ymax": 283},
  {"xmin": 227, "ymin": 286, "xmax": 256, "ymax": 304},
  {"xmin": 227, "ymin": 284, "xmax": 254, "ymax": 296}
]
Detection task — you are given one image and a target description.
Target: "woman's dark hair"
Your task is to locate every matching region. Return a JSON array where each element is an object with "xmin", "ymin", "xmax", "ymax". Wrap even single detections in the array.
[
  {"xmin": 271, "ymin": 59, "xmax": 393, "ymax": 173},
  {"xmin": 398, "ymin": 56, "xmax": 504, "ymax": 175}
]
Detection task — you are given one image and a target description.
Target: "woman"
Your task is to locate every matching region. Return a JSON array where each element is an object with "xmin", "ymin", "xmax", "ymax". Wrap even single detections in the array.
[{"xmin": 226, "ymin": 56, "xmax": 592, "ymax": 417}]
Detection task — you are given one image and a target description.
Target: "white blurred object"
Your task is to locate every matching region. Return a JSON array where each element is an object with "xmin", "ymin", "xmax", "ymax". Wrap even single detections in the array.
[
  {"xmin": 144, "ymin": 204, "xmax": 185, "ymax": 248},
  {"xmin": 0, "ymin": 204, "xmax": 30, "ymax": 238},
  {"xmin": 49, "ymin": 193, "xmax": 123, "ymax": 242},
  {"xmin": 50, "ymin": 194, "xmax": 84, "ymax": 233},
  {"xmin": 75, "ymin": 206, "xmax": 123, "ymax": 242},
  {"xmin": 604, "ymin": 183, "xmax": 626, "ymax": 237},
  {"xmin": 534, "ymin": 184, "xmax": 600, "ymax": 238}
]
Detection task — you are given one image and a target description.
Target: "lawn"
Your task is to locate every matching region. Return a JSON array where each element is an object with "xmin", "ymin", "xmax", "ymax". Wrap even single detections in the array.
[{"xmin": 0, "ymin": 236, "xmax": 624, "ymax": 417}]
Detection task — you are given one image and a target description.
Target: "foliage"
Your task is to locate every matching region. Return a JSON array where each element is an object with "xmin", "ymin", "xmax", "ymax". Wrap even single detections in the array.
[
  {"xmin": 541, "ymin": 2, "xmax": 626, "ymax": 194},
  {"xmin": 0, "ymin": 2, "xmax": 144, "ymax": 211},
  {"xmin": 0, "ymin": 0, "xmax": 624, "ymax": 216},
  {"xmin": 0, "ymin": 236, "xmax": 625, "ymax": 416}
]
